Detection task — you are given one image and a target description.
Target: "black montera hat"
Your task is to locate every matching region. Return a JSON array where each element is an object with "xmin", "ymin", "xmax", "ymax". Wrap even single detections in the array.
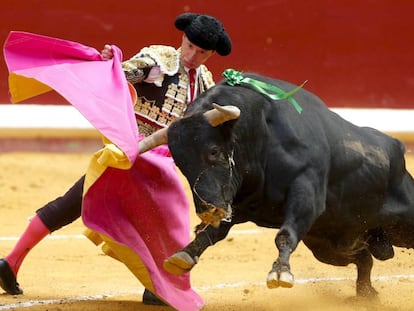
[{"xmin": 175, "ymin": 13, "xmax": 232, "ymax": 56}]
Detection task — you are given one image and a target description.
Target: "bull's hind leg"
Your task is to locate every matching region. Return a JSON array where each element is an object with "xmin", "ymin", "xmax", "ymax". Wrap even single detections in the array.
[
  {"xmin": 355, "ymin": 249, "xmax": 378, "ymax": 297},
  {"xmin": 267, "ymin": 228, "xmax": 295, "ymax": 288}
]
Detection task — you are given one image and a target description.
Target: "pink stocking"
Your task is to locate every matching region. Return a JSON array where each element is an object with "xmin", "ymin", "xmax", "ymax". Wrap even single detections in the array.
[{"xmin": 5, "ymin": 214, "xmax": 50, "ymax": 276}]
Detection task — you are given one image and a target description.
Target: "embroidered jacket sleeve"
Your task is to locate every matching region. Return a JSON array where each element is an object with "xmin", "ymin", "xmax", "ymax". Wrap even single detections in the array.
[{"xmin": 122, "ymin": 45, "xmax": 180, "ymax": 85}]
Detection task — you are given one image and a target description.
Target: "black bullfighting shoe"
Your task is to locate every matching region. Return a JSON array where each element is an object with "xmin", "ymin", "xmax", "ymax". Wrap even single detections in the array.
[
  {"xmin": 142, "ymin": 288, "xmax": 166, "ymax": 305},
  {"xmin": 0, "ymin": 258, "xmax": 23, "ymax": 295}
]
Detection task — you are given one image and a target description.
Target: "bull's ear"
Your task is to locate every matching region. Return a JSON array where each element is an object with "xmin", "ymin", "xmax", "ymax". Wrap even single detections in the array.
[
  {"xmin": 204, "ymin": 103, "xmax": 240, "ymax": 127},
  {"xmin": 138, "ymin": 127, "xmax": 168, "ymax": 154}
]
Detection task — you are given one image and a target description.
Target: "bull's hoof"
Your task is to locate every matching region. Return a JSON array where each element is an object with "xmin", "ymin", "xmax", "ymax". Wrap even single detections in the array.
[
  {"xmin": 163, "ymin": 251, "xmax": 197, "ymax": 275},
  {"xmin": 266, "ymin": 270, "xmax": 294, "ymax": 289},
  {"xmin": 356, "ymin": 283, "xmax": 378, "ymax": 298},
  {"xmin": 266, "ymin": 271, "xmax": 280, "ymax": 288}
]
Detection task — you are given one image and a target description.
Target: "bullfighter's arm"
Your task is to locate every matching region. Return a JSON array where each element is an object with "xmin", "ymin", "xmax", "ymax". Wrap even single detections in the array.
[
  {"xmin": 122, "ymin": 45, "xmax": 180, "ymax": 85},
  {"xmin": 100, "ymin": 43, "xmax": 154, "ymax": 84},
  {"xmin": 121, "ymin": 55, "xmax": 156, "ymax": 84}
]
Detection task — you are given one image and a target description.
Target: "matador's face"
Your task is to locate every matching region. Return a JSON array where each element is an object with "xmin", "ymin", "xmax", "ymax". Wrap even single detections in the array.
[{"xmin": 180, "ymin": 34, "xmax": 215, "ymax": 69}]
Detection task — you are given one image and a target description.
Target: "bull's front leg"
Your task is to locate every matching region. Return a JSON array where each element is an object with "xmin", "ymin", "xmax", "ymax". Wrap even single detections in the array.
[
  {"xmin": 266, "ymin": 227, "xmax": 296, "ymax": 288},
  {"xmin": 163, "ymin": 221, "xmax": 232, "ymax": 275},
  {"xmin": 267, "ymin": 173, "xmax": 324, "ymax": 289}
]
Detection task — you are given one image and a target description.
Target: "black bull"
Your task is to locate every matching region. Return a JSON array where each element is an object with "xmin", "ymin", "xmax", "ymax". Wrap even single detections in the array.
[{"xmin": 139, "ymin": 73, "xmax": 414, "ymax": 297}]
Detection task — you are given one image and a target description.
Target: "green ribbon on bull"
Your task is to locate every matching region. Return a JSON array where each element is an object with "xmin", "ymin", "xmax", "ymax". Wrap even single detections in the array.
[{"xmin": 222, "ymin": 68, "xmax": 306, "ymax": 114}]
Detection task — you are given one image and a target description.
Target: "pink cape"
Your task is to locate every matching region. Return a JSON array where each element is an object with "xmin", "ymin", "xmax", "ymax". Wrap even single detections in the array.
[
  {"xmin": 4, "ymin": 31, "xmax": 138, "ymax": 162},
  {"xmin": 4, "ymin": 31, "xmax": 204, "ymax": 311}
]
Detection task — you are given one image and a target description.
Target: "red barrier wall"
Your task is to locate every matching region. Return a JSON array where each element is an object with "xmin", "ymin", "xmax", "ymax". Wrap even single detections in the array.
[{"xmin": 1, "ymin": 0, "xmax": 413, "ymax": 108}]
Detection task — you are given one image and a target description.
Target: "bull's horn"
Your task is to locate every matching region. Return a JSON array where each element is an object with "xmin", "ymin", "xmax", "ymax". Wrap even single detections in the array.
[
  {"xmin": 138, "ymin": 127, "xmax": 168, "ymax": 154},
  {"xmin": 205, "ymin": 103, "xmax": 240, "ymax": 127},
  {"xmin": 138, "ymin": 103, "xmax": 240, "ymax": 154}
]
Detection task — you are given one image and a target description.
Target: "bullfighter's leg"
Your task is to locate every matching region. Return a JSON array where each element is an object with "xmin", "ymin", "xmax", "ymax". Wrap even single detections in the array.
[{"xmin": 164, "ymin": 221, "xmax": 233, "ymax": 275}]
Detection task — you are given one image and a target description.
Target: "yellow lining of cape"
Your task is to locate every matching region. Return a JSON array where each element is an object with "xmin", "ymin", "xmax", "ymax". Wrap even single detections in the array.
[
  {"xmin": 82, "ymin": 136, "xmax": 157, "ymax": 296},
  {"xmin": 9, "ymin": 73, "xmax": 53, "ymax": 103}
]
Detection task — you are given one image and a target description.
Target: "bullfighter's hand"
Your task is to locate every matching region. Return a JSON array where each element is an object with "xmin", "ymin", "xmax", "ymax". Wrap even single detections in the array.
[{"xmin": 101, "ymin": 44, "xmax": 114, "ymax": 60}]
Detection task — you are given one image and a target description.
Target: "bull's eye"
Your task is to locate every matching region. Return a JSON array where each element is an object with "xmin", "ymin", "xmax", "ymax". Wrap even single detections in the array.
[{"xmin": 207, "ymin": 145, "xmax": 221, "ymax": 163}]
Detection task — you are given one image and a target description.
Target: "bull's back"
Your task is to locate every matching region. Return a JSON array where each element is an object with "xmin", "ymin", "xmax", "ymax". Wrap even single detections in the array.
[{"xmin": 259, "ymin": 77, "xmax": 414, "ymax": 227}]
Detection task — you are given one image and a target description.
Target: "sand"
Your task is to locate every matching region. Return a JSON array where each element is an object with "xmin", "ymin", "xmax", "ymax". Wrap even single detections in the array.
[{"xmin": 1, "ymin": 151, "xmax": 414, "ymax": 311}]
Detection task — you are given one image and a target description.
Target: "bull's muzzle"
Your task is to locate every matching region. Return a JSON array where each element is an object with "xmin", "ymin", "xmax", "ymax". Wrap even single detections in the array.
[{"xmin": 197, "ymin": 205, "xmax": 232, "ymax": 228}]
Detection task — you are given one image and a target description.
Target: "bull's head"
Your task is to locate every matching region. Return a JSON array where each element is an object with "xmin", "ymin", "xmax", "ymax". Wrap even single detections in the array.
[{"xmin": 139, "ymin": 103, "xmax": 241, "ymax": 227}]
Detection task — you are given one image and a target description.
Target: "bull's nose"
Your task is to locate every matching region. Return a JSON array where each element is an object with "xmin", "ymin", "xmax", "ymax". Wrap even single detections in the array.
[
  {"xmin": 210, "ymin": 207, "xmax": 226, "ymax": 218},
  {"xmin": 197, "ymin": 206, "xmax": 230, "ymax": 226}
]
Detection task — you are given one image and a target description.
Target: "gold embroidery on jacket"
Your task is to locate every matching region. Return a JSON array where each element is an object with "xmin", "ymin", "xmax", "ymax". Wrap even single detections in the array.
[{"xmin": 125, "ymin": 46, "xmax": 216, "ymax": 136}]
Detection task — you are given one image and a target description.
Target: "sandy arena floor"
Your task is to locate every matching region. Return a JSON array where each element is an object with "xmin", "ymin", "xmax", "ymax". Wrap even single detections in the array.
[{"xmin": 1, "ymin": 150, "xmax": 414, "ymax": 311}]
